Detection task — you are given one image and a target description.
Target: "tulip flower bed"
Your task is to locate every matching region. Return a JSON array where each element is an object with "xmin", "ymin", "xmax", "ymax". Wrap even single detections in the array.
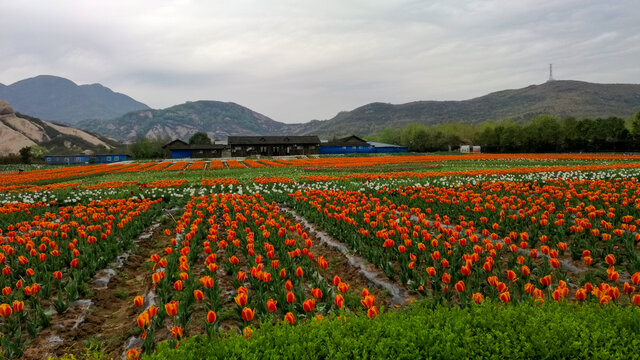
[
  {"xmin": 130, "ymin": 192, "xmax": 385, "ymax": 357},
  {"xmin": 0, "ymin": 197, "xmax": 163, "ymax": 358},
  {"xmin": 2, "ymin": 154, "xmax": 640, "ymax": 359},
  {"xmin": 287, "ymin": 177, "xmax": 640, "ymax": 307}
]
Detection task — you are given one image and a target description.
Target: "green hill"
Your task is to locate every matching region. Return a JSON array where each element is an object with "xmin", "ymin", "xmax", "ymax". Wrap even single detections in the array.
[
  {"xmin": 294, "ymin": 80, "xmax": 640, "ymax": 137},
  {"xmin": 0, "ymin": 75, "xmax": 149, "ymax": 124},
  {"xmin": 78, "ymin": 100, "xmax": 290, "ymax": 142}
]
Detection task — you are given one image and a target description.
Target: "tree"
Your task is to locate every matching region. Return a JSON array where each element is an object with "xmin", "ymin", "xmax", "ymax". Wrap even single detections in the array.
[
  {"xmin": 189, "ymin": 132, "xmax": 212, "ymax": 145},
  {"xmin": 19, "ymin": 146, "xmax": 32, "ymax": 164},
  {"xmin": 631, "ymin": 110, "xmax": 640, "ymax": 139},
  {"xmin": 129, "ymin": 138, "xmax": 166, "ymax": 159}
]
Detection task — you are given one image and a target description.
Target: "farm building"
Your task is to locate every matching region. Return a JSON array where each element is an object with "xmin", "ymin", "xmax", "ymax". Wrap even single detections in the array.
[
  {"xmin": 367, "ymin": 141, "xmax": 409, "ymax": 153},
  {"xmin": 319, "ymin": 135, "xmax": 374, "ymax": 154},
  {"xmin": 44, "ymin": 154, "xmax": 131, "ymax": 164},
  {"xmin": 460, "ymin": 145, "xmax": 481, "ymax": 153},
  {"xmin": 227, "ymin": 136, "xmax": 320, "ymax": 157},
  {"xmin": 319, "ymin": 135, "xmax": 408, "ymax": 154},
  {"xmin": 162, "ymin": 140, "xmax": 227, "ymax": 159},
  {"xmin": 44, "ymin": 155, "xmax": 90, "ymax": 165}
]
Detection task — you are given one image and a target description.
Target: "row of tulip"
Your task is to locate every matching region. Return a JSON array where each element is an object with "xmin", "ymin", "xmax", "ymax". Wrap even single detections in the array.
[
  {"xmin": 4, "ymin": 154, "xmax": 640, "ymax": 187},
  {"xmin": 286, "ymin": 177, "xmax": 640, "ymax": 308},
  {"xmin": 0, "ymin": 197, "xmax": 162, "ymax": 358},
  {"xmin": 132, "ymin": 192, "xmax": 377, "ymax": 356}
]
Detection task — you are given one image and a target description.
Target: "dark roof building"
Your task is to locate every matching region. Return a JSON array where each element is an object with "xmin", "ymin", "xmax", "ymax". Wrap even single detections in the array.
[
  {"xmin": 227, "ymin": 136, "xmax": 320, "ymax": 156},
  {"xmin": 163, "ymin": 139, "xmax": 226, "ymax": 158},
  {"xmin": 319, "ymin": 135, "xmax": 374, "ymax": 154},
  {"xmin": 319, "ymin": 135, "xmax": 408, "ymax": 154}
]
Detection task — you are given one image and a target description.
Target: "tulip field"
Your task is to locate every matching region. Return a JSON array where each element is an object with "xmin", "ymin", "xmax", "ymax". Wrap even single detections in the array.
[{"xmin": 2, "ymin": 153, "xmax": 640, "ymax": 359}]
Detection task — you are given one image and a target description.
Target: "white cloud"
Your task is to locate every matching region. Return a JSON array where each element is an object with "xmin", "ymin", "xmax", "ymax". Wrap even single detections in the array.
[{"xmin": 1, "ymin": 0, "xmax": 639, "ymax": 123}]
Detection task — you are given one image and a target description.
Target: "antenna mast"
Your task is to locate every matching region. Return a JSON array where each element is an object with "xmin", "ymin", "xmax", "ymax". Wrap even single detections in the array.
[{"xmin": 548, "ymin": 64, "xmax": 555, "ymax": 82}]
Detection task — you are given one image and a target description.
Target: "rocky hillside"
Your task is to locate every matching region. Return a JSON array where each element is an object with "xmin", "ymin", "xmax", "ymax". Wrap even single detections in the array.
[
  {"xmin": 293, "ymin": 80, "xmax": 640, "ymax": 137},
  {"xmin": 0, "ymin": 99, "xmax": 122, "ymax": 156},
  {"xmin": 0, "ymin": 75, "xmax": 149, "ymax": 124},
  {"xmin": 78, "ymin": 100, "xmax": 291, "ymax": 142}
]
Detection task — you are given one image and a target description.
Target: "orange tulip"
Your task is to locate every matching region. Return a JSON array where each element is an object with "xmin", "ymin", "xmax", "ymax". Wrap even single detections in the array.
[
  {"xmin": 367, "ymin": 306, "xmax": 379, "ymax": 319},
  {"xmin": 173, "ymin": 280, "xmax": 184, "ymax": 291},
  {"xmin": 200, "ymin": 275, "xmax": 214, "ymax": 288},
  {"xmin": 426, "ymin": 267, "xmax": 436, "ymax": 276},
  {"xmin": 575, "ymin": 288, "xmax": 587, "ymax": 301},
  {"xmin": 302, "ymin": 299, "xmax": 316, "ymax": 312},
  {"xmin": 472, "ymin": 292, "xmax": 484, "ymax": 304},
  {"xmin": 454, "ymin": 280, "xmax": 465, "ymax": 292},
  {"xmin": 441, "ymin": 273, "xmax": 451, "ymax": 284},
  {"xmin": 136, "ymin": 312, "xmax": 149, "ymax": 328},
  {"xmin": 134, "ymin": 296, "xmax": 144, "ymax": 307},
  {"xmin": 499, "ymin": 291, "xmax": 511, "ymax": 303},
  {"xmin": 267, "ymin": 299, "xmax": 277, "ymax": 312},
  {"xmin": 241, "ymin": 307, "xmax": 255, "ymax": 322},
  {"xmin": 335, "ymin": 294, "xmax": 344, "ymax": 309},
  {"xmin": 632, "ymin": 272, "xmax": 640, "ymax": 285},
  {"xmin": 337, "ymin": 282, "xmax": 350, "ymax": 293},
  {"xmin": 11, "ymin": 301, "xmax": 23, "ymax": 313},
  {"xmin": 170, "ymin": 326, "xmax": 183, "ymax": 339},
  {"xmin": 284, "ymin": 312, "xmax": 295, "ymax": 325},
  {"xmin": 633, "ymin": 295, "xmax": 640, "ymax": 306},
  {"xmin": 194, "ymin": 289, "xmax": 205, "ymax": 301},
  {"xmin": 235, "ymin": 292, "xmax": 248, "ymax": 307},
  {"xmin": 361, "ymin": 295, "xmax": 376, "ymax": 308},
  {"xmin": 311, "ymin": 288, "xmax": 323, "ymax": 299},
  {"xmin": 165, "ymin": 300, "xmax": 178, "ymax": 316}
]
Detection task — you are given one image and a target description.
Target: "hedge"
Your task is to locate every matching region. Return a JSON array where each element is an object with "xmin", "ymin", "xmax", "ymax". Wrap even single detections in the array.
[{"xmin": 148, "ymin": 301, "xmax": 640, "ymax": 360}]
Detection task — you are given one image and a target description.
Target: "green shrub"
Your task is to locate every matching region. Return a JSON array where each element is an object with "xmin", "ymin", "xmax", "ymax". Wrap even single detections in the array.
[{"xmin": 147, "ymin": 301, "xmax": 640, "ymax": 359}]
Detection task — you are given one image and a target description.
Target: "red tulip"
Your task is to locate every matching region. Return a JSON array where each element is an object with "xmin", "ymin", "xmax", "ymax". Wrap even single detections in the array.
[
  {"xmin": 311, "ymin": 288, "xmax": 323, "ymax": 299},
  {"xmin": 266, "ymin": 299, "xmax": 278, "ymax": 312},
  {"xmin": 605, "ymin": 254, "xmax": 616, "ymax": 266},
  {"xmin": 206, "ymin": 310, "xmax": 217, "ymax": 323},
  {"xmin": 241, "ymin": 307, "xmax": 255, "ymax": 322},
  {"xmin": 11, "ymin": 301, "xmax": 23, "ymax": 313}
]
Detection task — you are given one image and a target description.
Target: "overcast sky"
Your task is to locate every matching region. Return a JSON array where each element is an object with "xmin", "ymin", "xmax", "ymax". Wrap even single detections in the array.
[{"xmin": 1, "ymin": 0, "xmax": 639, "ymax": 123}]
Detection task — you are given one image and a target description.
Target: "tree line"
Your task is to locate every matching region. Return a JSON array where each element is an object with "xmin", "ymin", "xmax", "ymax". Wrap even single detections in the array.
[{"xmin": 371, "ymin": 111, "xmax": 640, "ymax": 153}]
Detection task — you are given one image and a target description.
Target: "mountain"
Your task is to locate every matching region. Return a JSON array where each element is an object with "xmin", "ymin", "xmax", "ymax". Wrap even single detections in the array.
[
  {"xmin": 77, "ymin": 100, "xmax": 291, "ymax": 142},
  {"xmin": 0, "ymin": 75, "xmax": 149, "ymax": 124},
  {"xmin": 0, "ymin": 99, "xmax": 122, "ymax": 156},
  {"xmin": 293, "ymin": 80, "xmax": 640, "ymax": 137}
]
